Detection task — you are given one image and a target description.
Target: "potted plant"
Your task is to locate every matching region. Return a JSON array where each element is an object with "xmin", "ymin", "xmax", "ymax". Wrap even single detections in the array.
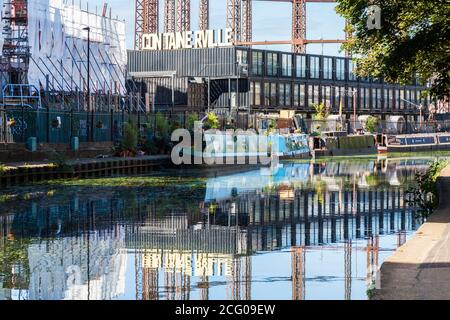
[{"xmin": 51, "ymin": 119, "xmax": 60, "ymax": 128}]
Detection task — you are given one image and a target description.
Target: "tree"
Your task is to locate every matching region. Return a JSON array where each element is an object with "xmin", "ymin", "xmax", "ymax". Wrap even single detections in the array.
[{"xmin": 336, "ymin": 0, "xmax": 450, "ymax": 99}]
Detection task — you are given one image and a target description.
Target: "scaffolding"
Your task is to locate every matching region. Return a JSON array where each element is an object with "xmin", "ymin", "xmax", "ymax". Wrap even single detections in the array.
[{"xmin": 1, "ymin": 0, "xmax": 30, "ymax": 85}]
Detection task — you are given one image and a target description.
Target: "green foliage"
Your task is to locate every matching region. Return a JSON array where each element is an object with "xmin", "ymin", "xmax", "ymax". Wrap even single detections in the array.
[
  {"xmin": 141, "ymin": 138, "xmax": 158, "ymax": 155},
  {"xmin": 336, "ymin": 0, "xmax": 450, "ymax": 99},
  {"xmin": 37, "ymin": 176, "xmax": 206, "ymax": 188},
  {"xmin": 366, "ymin": 280, "xmax": 377, "ymax": 300},
  {"xmin": 364, "ymin": 116, "xmax": 379, "ymax": 134},
  {"xmin": 187, "ymin": 112, "xmax": 199, "ymax": 132},
  {"xmin": 0, "ymin": 238, "xmax": 31, "ymax": 288},
  {"xmin": 267, "ymin": 119, "xmax": 277, "ymax": 134},
  {"xmin": 365, "ymin": 174, "xmax": 379, "ymax": 187},
  {"xmin": 407, "ymin": 160, "xmax": 449, "ymax": 219},
  {"xmin": 312, "ymin": 103, "xmax": 328, "ymax": 121},
  {"xmin": 203, "ymin": 112, "xmax": 220, "ymax": 130},
  {"xmin": 0, "ymin": 164, "xmax": 6, "ymax": 176},
  {"xmin": 155, "ymin": 113, "xmax": 170, "ymax": 139},
  {"xmin": 122, "ymin": 120, "xmax": 138, "ymax": 151}
]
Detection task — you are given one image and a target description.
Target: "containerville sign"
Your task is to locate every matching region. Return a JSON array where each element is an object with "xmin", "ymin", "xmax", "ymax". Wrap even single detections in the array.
[{"xmin": 142, "ymin": 28, "xmax": 233, "ymax": 51}]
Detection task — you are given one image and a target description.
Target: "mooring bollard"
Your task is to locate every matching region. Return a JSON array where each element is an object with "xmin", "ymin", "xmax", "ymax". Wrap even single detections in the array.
[
  {"xmin": 71, "ymin": 136, "xmax": 79, "ymax": 151},
  {"xmin": 26, "ymin": 137, "xmax": 37, "ymax": 152}
]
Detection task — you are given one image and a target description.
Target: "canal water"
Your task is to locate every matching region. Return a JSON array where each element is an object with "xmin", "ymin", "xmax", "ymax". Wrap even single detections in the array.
[{"xmin": 0, "ymin": 156, "xmax": 439, "ymax": 300}]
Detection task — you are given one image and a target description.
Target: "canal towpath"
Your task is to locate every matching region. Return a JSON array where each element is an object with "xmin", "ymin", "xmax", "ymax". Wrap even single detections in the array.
[{"xmin": 373, "ymin": 164, "xmax": 450, "ymax": 300}]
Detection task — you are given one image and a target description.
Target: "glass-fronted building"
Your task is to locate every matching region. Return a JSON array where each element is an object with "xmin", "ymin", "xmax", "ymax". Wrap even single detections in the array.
[{"xmin": 127, "ymin": 46, "xmax": 429, "ymax": 119}]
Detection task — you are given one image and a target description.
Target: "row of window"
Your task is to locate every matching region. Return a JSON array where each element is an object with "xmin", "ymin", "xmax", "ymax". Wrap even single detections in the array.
[
  {"xmin": 238, "ymin": 49, "xmax": 422, "ymax": 86},
  {"xmin": 249, "ymin": 81, "xmax": 428, "ymax": 110},
  {"xmin": 240, "ymin": 49, "xmax": 359, "ymax": 82}
]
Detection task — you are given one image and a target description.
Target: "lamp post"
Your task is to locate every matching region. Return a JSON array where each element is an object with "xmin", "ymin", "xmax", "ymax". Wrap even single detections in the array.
[
  {"xmin": 400, "ymin": 98, "xmax": 423, "ymax": 130},
  {"xmin": 83, "ymin": 26, "xmax": 92, "ymax": 142}
]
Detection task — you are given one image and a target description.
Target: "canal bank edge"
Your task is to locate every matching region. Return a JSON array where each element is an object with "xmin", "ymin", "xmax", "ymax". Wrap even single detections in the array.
[{"xmin": 373, "ymin": 164, "xmax": 450, "ymax": 300}]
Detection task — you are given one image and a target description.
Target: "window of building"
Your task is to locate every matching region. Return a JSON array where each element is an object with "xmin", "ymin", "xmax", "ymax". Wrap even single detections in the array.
[
  {"xmin": 321, "ymin": 85, "xmax": 331, "ymax": 108},
  {"xmin": 349, "ymin": 60, "xmax": 357, "ymax": 81},
  {"xmin": 360, "ymin": 87, "xmax": 370, "ymax": 109},
  {"xmin": 251, "ymin": 51, "xmax": 263, "ymax": 76},
  {"xmin": 309, "ymin": 56, "xmax": 320, "ymax": 79},
  {"xmin": 279, "ymin": 83, "xmax": 291, "ymax": 106},
  {"xmin": 383, "ymin": 88, "xmax": 388, "ymax": 110},
  {"xmin": 296, "ymin": 55, "xmax": 307, "ymax": 78},
  {"xmin": 372, "ymin": 88, "xmax": 377, "ymax": 109},
  {"xmin": 279, "ymin": 84, "xmax": 285, "ymax": 106},
  {"xmin": 348, "ymin": 87, "xmax": 357, "ymax": 111},
  {"xmin": 399, "ymin": 89, "xmax": 405, "ymax": 109},
  {"xmin": 411, "ymin": 90, "xmax": 417, "ymax": 105},
  {"xmin": 405, "ymin": 89, "xmax": 410, "ymax": 109},
  {"xmin": 267, "ymin": 52, "xmax": 278, "ymax": 76},
  {"xmin": 336, "ymin": 58, "xmax": 345, "ymax": 81},
  {"xmin": 294, "ymin": 84, "xmax": 299, "ymax": 107},
  {"xmin": 237, "ymin": 50, "xmax": 248, "ymax": 65},
  {"xmin": 389, "ymin": 88, "xmax": 395, "ymax": 110},
  {"xmin": 281, "ymin": 54, "xmax": 292, "ymax": 77},
  {"xmin": 323, "ymin": 58, "xmax": 333, "ymax": 80},
  {"xmin": 250, "ymin": 81, "xmax": 261, "ymax": 106},
  {"xmin": 300, "ymin": 84, "xmax": 306, "ymax": 108},
  {"xmin": 271, "ymin": 83, "xmax": 277, "ymax": 105},
  {"xmin": 285, "ymin": 83, "xmax": 291, "ymax": 106},
  {"xmin": 394, "ymin": 88, "xmax": 399, "ymax": 109},
  {"xmin": 377, "ymin": 88, "xmax": 382, "ymax": 109},
  {"xmin": 335, "ymin": 86, "xmax": 343, "ymax": 110},
  {"xmin": 264, "ymin": 83, "xmax": 270, "ymax": 106},
  {"xmin": 255, "ymin": 82, "xmax": 261, "ymax": 106},
  {"xmin": 237, "ymin": 49, "xmax": 248, "ymax": 76},
  {"xmin": 308, "ymin": 85, "xmax": 314, "ymax": 107}
]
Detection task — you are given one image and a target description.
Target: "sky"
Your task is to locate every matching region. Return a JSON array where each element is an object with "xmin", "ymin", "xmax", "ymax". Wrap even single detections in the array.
[{"xmin": 89, "ymin": 0, "xmax": 346, "ymax": 56}]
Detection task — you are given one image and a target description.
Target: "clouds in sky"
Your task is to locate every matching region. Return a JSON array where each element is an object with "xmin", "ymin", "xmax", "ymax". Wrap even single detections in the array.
[{"xmin": 89, "ymin": 0, "xmax": 345, "ymax": 56}]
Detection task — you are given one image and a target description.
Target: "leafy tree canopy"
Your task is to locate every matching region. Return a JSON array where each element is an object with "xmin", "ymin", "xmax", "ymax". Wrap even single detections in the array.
[{"xmin": 336, "ymin": 0, "xmax": 450, "ymax": 99}]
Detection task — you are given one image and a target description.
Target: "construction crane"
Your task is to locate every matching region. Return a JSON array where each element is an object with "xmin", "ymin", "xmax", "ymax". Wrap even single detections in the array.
[
  {"xmin": 234, "ymin": 0, "xmax": 346, "ymax": 53},
  {"xmin": 135, "ymin": 0, "xmax": 350, "ymax": 54},
  {"xmin": 135, "ymin": 0, "xmax": 159, "ymax": 50},
  {"xmin": 199, "ymin": 0, "xmax": 209, "ymax": 30}
]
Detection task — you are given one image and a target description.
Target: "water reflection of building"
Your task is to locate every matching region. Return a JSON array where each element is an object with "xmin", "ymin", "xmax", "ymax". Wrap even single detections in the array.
[
  {"xmin": 0, "ymin": 158, "xmax": 429, "ymax": 300},
  {"xmin": 125, "ymin": 215, "xmax": 249, "ymax": 300},
  {"xmin": 27, "ymin": 228, "xmax": 127, "ymax": 300}
]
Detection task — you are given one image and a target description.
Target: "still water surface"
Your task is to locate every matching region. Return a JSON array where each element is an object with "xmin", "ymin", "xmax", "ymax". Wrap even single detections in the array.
[{"xmin": 0, "ymin": 157, "xmax": 439, "ymax": 300}]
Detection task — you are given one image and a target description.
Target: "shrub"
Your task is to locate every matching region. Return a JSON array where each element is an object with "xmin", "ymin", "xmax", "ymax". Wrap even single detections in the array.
[
  {"xmin": 407, "ymin": 160, "xmax": 449, "ymax": 219},
  {"xmin": 203, "ymin": 112, "xmax": 219, "ymax": 130},
  {"xmin": 365, "ymin": 116, "xmax": 379, "ymax": 134},
  {"xmin": 187, "ymin": 112, "xmax": 199, "ymax": 132},
  {"xmin": 312, "ymin": 103, "xmax": 328, "ymax": 121},
  {"xmin": 155, "ymin": 112, "xmax": 170, "ymax": 139},
  {"xmin": 122, "ymin": 120, "xmax": 138, "ymax": 151}
]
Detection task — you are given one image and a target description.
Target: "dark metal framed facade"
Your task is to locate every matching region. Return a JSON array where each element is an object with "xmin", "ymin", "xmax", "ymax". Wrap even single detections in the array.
[{"xmin": 127, "ymin": 46, "xmax": 429, "ymax": 116}]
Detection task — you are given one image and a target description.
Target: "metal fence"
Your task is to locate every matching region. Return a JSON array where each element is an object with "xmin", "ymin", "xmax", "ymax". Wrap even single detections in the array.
[
  {"xmin": 0, "ymin": 107, "xmax": 196, "ymax": 144},
  {"xmin": 3, "ymin": 107, "xmax": 450, "ymax": 145},
  {"xmin": 301, "ymin": 119, "xmax": 450, "ymax": 135}
]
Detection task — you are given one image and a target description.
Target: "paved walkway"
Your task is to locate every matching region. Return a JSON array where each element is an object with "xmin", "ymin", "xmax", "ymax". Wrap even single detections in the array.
[{"xmin": 373, "ymin": 165, "xmax": 450, "ymax": 300}]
